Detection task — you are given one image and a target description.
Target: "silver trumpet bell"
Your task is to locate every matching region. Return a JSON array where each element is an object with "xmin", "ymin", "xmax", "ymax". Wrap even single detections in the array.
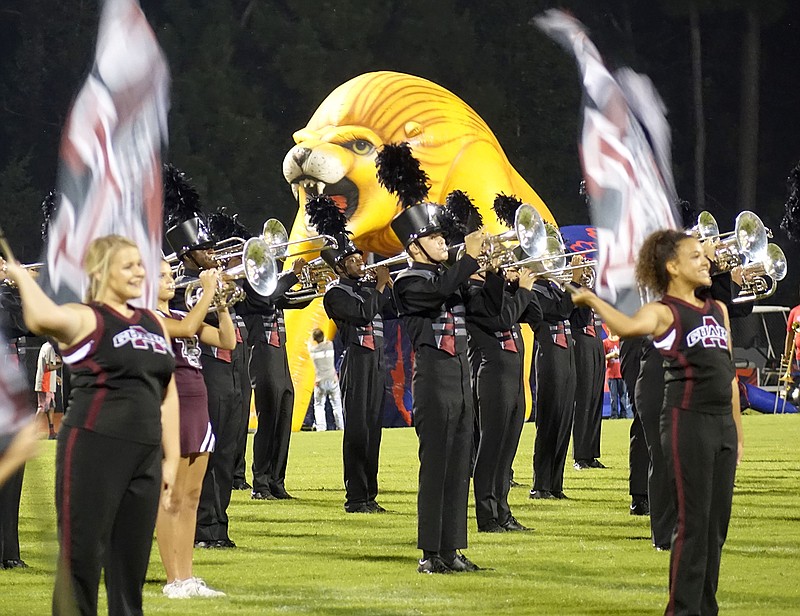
[
  {"xmin": 691, "ymin": 210, "xmax": 768, "ymax": 272},
  {"xmin": 262, "ymin": 218, "xmax": 339, "ymax": 259}
]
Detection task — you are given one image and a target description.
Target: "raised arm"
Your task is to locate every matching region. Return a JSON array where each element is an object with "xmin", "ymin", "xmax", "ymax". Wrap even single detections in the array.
[
  {"xmin": 1, "ymin": 258, "xmax": 93, "ymax": 346},
  {"xmin": 162, "ymin": 269, "xmax": 220, "ymax": 339},
  {"xmin": 570, "ymin": 286, "xmax": 671, "ymax": 339}
]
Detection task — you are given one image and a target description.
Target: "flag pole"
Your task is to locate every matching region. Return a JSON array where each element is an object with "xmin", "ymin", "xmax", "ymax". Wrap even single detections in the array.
[{"xmin": 0, "ymin": 225, "xmax": 16, "ymax": 263}]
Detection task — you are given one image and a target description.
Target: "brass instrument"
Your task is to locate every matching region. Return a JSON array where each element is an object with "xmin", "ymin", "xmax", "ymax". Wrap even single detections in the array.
[
  {"xmin": 181, "ymin": 237, "xmax": 277, "ymax": 310},
  {"xmin": 452, "ymin": 203, "xmax": 547, "ymax": 271},
  {"xmin": 1, "ymin": 262, "xmax": 44, "ymax": 287},
  {"xmin": 360, "ymin": 253, "xmax": 410, "ymax": 282},
  {"xmin": 779, "ymin": 321, "xmax": 800, "ymax": 397},
  {"xmin": 731, "ymin": 243, "xmax": 787, "ymax": 303},
  {"xmin": 690, "ymin": 210, "xmax": 769, "ymax": 273},
  {"xmin": 261, "ymin": 219, "xmax": 339, "ymax": 259},
  {"xmin": 283, "ymin": 257, "xmax": 337, "ymax": 304},
  {"xmin": 504, "ymin": 220, "xmax": 597, "ymax": 286}
]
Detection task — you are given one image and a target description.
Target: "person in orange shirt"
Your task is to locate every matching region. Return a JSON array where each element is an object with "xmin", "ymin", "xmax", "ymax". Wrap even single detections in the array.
[
  {"xmin": 603, "ymin": 330, "xmax": 632, "ymax": 419},
  {"xmin": 35, "ymin": 341, "xmax": 61, "ymax": 439}
]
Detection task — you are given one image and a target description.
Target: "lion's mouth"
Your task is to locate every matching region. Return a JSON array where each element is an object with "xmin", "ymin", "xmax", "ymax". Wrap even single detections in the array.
[{"xmin": 291, "ymin": 177, "xmax": 359, "ymax": 221}]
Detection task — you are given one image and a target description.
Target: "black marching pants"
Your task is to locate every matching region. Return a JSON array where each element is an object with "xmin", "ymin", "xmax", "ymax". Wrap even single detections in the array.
[
  {"xmin": 250, "ymin": 344, "xmax": 294, "ymax": 495},
  {"xmin": 621, "ymin": 338, "xmax": 649, "ymax": 499},
  {"xmin": 473, "ymin": 350, "xmax": 525, "ymax": 527},
  {"xmin": 232, "ymin": 329, "xmax": 253, "ymax": 486},
  {"xmin": 53, "ymin": 427, "xmax": 161, "ymax": 616},
  {"xmin": 532, "ymin": 339, "xmax": 576, "ymax": 493},
  {"xmin": 0, "ymin": 463, "xmax": 24, "ymax": 562},
  {"xmin": 662, "ymin": 410, "xmax": 737, "ymax": 616},
  {"xmin": 637, "ymin": 343, "xmax": 674, "ymax": 546},
  {"xmin": 572, "ymin": 331, "xmax": 604, "ymax": 461},
  {"xmin": 340, "ymin": 346, "xmax": 385, "ymax": 508},
  {"xmin": 196, "ymin": 356, "xmax": 241, "ymax": 542},
  {"xmin": 413, "ymin": 347, "xmax": 473, "ymax": 553}
]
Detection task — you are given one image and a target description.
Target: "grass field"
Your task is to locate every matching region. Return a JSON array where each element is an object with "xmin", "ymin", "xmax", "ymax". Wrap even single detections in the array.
[{"xmin": 2, "ymin": 414, "xmax": 799, "ymax": 615}]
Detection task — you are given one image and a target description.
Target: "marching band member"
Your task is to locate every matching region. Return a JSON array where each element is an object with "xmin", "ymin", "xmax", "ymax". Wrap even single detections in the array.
[{"xmin": 307, "ymin": 195, "xmax": 395, "ymax": 513}]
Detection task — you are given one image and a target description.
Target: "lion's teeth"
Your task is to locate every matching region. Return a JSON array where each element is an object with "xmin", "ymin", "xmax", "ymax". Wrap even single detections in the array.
[
  {"xmin": 317, "ymin": 181, "xmax": 326, "ymax": 194},
  {"xmin": 291, "ymin": 184, "xmax": 299, "ymax": 201}
]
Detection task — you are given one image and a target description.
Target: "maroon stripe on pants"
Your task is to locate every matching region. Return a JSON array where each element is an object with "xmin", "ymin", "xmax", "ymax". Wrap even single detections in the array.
[{"xmin": 61, "ymin": 427, "xmax": 80, "ymax": 564}]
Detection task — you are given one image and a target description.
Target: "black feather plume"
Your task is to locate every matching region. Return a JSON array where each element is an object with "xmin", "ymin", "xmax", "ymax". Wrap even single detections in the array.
[
  {"xmin": 40, "ymin": 190, "xmax": 59, "ymax": 243},
  {"xmin": 375, "ymin": 142, "xmax": 430, "ymax": 209},
  {"xmin": 163, "ymin": 163, "xmax": 202, "ymax": 227},
  {"xmin": 437, "ymin": 207, "xmax": 463, "ymax": 244},
  {"xmin": 493, "ymin": 193, "xmax": 522, "ymax": 228},
  {"xmin": 677, "ymin": 198, "xmax": 698, "ymax": 228},
  {"xmin": 208, "ymin": 208, "xmax": 253, "ymax": 241},
  {"xmin": 306, "ymin": 194, "xmax": 349, "ymax": 236},
  {"xmin": 781, "ymin": 160, "xmax": 800, "ymax": 243},
  {"xmin": 445, "ymin": 190, "xmax": 482, "ymax": 232}
]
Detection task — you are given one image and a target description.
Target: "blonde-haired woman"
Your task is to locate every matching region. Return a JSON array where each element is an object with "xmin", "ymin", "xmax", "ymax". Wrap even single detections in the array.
[
  {"xmin": 155, "ymin": 260, "xmax": 234, "ymax": 598},
  {"xmin": 1, "ymin": 235, "xmax": 180, "ymax": 616}
]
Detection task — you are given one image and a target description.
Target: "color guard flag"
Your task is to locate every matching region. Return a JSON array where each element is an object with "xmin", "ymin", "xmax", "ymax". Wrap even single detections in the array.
[
  {"xmin": 535, "ymin": 9, "xmax": 680, "ymax": 314},
  {"xmin": 40, "ymin": 0, "xmax": 170, "ymax": 307},
  {"xmin": 0, "ymin": 341, "xmax": 31, "ymax": 457}
]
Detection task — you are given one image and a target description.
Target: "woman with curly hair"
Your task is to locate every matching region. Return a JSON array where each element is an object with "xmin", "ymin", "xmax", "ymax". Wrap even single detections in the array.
[{"xmin": 570, "ymin": 229, "xmax": 743, "ymax": 616}]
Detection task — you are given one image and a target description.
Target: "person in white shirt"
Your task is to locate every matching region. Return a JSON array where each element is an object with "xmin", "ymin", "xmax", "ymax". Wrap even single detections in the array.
[
  {"xmin": 308, "ymin": 329, "xmax": 344, "ymax": 431},
  {"xmin": 35, "ymin": 341, "xmax": 61, "ymax": 439}
]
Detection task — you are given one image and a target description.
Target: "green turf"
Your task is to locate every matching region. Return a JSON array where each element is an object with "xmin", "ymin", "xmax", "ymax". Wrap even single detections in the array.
[{"xmin": 2, "ymin": 415, "xmax": 799, "ymax": 615}]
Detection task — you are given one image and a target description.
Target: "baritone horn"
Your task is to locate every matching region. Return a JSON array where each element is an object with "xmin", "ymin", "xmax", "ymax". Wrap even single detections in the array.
[
  {"xmin": 731, "ymin": 243, "xmax": 787, "ymax": 303},
  {"xmin": 182, "ymin": 237, "xmax": 277, "ymax": 310},
  {"xmin": 690, "ymin": 210, "xmax": 769, "ymax": 272},
  {"xmin": 283, "ymin": 257, "xmax": 337, "ymax": 304}
]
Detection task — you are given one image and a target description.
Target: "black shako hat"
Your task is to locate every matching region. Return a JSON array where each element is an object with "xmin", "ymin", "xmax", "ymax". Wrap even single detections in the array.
[
  {"xmin": 305, "ymin": 194, "xmax": 361, "ymax": 267},
  {"xmin": 375, "ymin": 142, "xmax": 444, "ymax": 248},
  {"xmin": 163, "ymin": 164, "xmax": 214, "ymax": 257}
]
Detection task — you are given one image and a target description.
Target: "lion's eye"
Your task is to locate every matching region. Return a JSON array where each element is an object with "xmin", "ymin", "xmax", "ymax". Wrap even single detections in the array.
[{"xmin": 344, "ymin": 140, "xmax": 375, "ymax": 155}]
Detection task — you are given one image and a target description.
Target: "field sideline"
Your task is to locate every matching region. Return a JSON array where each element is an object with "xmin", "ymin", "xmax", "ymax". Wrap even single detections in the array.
[{"xmin": 2, "ymin": 415, "xmax": 799, "ymax": 615}]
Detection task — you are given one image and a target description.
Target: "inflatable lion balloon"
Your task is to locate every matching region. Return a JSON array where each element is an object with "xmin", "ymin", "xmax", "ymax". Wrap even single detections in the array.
[{"xmin": 282, "ymin": 70, "xmax": 556, "ymax": 430}]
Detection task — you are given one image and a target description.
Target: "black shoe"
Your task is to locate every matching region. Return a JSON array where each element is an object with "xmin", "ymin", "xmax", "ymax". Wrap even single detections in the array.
[
  {"xmin": 271, "ymin": 489, "xmax": 294, "ymax": 500},
  {"xmin": 551, "ymin": 491, "xmax": 568, "ymax": 500},
  {"xmin": 500, "ymin": 516, "xmax": 531, "ymax": 532},
  {"xmin": 477, "ymin": 520, "xmax": 507, "ymax": 533},
  {"xmin": 193, "ymin": 540, "xmax": 219, "ymax": 549},
  {"xmin": 345, "ymin": 503, "xmax": 373, "ymax": 513},
  {"xmin": 573, "ymin": 460, "xmax": 592, "ymax": 470},
  {"xmin": 529, "ymin": 489, "xmax": 555, "ymax": 500},
  {"xmin": 654, "ymin": 543, "xmax": 671, "ymax": 552},
  {"xmin": 509, "ymin": 478, "xmax": 521, "ymax": 488},
  {"xmin": 215, "ymin": 539, "xmax": 237, "ymax": 548},
  {"xmin": 251, "ymin": 490, "xmax": 277, "ymax": 501},
  {"xmin": 417, "ymin": 556, "xmax": 452, "ymax": 574},
  {"xmin": 367, "ymin": 502, "xmax": 387, "ymax": 513},
  {"xmin": 1, "ymin": 559, "xmax": 28, "ymax": 569},
  {"xmin": 630, "ymin": 497, "xmax": 650, "ymax": 516},
  {"xmin": 442, "ymin": 552, "xmax": 480, "ymax": 572},
  {"xmin": 233, "ymin": 480, "xmax": 252, "ymax": 491},
  {"xmin": 589, "ymin": 459, "xmax": 606, "ymax": 469}
]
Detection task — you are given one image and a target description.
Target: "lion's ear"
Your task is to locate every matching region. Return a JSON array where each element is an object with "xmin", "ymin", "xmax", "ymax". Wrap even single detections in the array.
[{"xmin": 404, "ymin": 122, "xmax": 423, "ymax": 139}]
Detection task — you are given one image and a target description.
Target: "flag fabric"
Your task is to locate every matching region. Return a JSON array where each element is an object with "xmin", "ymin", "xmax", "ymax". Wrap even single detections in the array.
[
  {"xmin": 41, "ymin": 0, "xmax": 170, "ymax": 307},
  {"xmin": 0, "ymin": 340, "xmax": 32, "ymax": 456},
  {"xmin": 535, "ymin": 9, "xmax": 680, "ymax": 315}
]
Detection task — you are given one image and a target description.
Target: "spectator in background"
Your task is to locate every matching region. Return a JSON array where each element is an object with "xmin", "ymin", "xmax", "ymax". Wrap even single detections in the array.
[
  {"xmin": 603, "ymin": 330, "xmax": 631, "ymax": 419},
  {"xmin": 307, "ymin": 329, "xmax": 344, "ymax": 432},
  {"xmin": 35, "ymin": 340, "xmax": 61, "ymax": 439}
]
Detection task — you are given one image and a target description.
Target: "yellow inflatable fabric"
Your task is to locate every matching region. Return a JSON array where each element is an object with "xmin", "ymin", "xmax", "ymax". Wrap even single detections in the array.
[{"xmin": 281, "ymin": 71, "xmax": 556, "ymax": 430}]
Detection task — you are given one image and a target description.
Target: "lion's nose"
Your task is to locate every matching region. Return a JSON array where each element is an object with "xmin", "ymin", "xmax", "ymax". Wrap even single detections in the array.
[{"xmin": 292, "ymin": 147, "xmax": 312, "ymax": 166}]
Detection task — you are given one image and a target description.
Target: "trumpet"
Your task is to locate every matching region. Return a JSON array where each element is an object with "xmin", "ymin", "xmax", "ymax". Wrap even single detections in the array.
[
  {"xmin": 1, "ymin": 262, "xmax": 44, "ymax": 287},
  {"xmin": 180, "ymin": 237, "xmax": 277, "ymax": 310},
  {"xmin": 361, "ymin": 253, "xmax": 410, "ymax": 282},
  {"xmin": 732, "ymin": 243, "xmax": 787, "ymax": 303},
  {"xmin": 283, "ymin": 257, "xmax": 338, "ymax": 304}
]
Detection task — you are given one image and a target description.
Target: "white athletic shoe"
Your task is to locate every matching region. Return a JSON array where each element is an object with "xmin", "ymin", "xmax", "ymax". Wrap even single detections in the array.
[
  {"xmin": 186, "ymin": 577, "xmax": 226, "ymax": 598},
  {"xmin": 162, "ymin": 579, "xmax": 193, "ymax": 599}
]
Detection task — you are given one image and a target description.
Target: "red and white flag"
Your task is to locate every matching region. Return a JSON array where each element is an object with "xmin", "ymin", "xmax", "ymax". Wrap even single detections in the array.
[
  {"xmin": 535, "ymin": 9, "xmax": 679, "ymax": 314},
  {"xmin": 42, "ymin": 0, "xmax": 170, "ymax": 307},
  {"xmin": 0, "ymin": 341, "xmax": 31, "ymax": 455}
]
